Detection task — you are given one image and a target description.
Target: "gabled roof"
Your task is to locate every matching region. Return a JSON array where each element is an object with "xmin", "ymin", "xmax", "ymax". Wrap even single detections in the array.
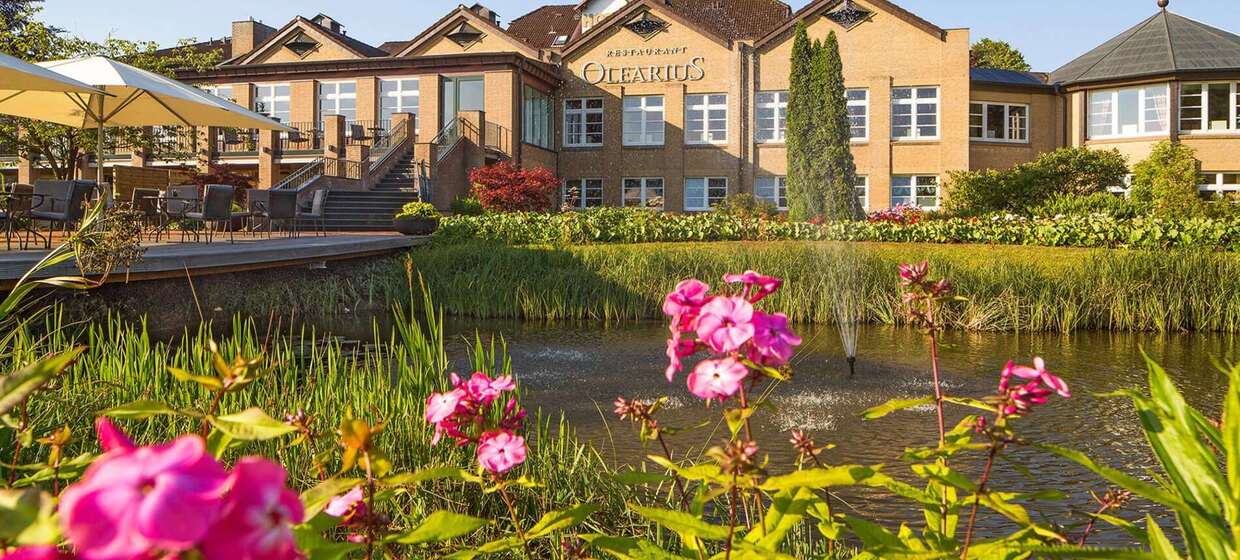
[
  {"xmin": 658, "ymin": 0, "xmax": 790, "ymax": 42},
  {"xmin": 394, "ymin": 4, "xmax": 542, "ymax": 59},
  {"xmin": 756, "ymin": 0, "xmax": 944, "ymax": 49},
  {"xmin": 226, "ymin": 16, "xmax": 386, "ymax": 65},
  {"xmin": 377, "ymin": 41, "xmax": 408, "ymax": 55},
  {"xmin": 970, "ymin": 67, "xmax": 1051, "ymax": 88},
  {"xmin": 1050, "ymin": 9, "xmax": 1240, "ymax": 86},
  {"xmin": 562, "ymin": 0, "xmax": 738, "ymax": 57},
  {"xmin": 153, "ymin": 38, "xmax": 232, "ymax": 60},
  {"xmin": 508, "ymin": 5, "xmax": 578, "ymax": 48}
]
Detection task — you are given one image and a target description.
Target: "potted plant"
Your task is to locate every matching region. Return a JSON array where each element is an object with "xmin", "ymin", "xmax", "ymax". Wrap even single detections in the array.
[{"xmin": 393, "ymin": 201, "xmax": 441, "ymax": 235}]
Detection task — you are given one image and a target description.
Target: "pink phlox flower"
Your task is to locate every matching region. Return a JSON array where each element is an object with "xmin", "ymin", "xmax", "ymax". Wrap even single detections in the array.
[
  {"xmin": 59, "ymin": 431, "xmax": 229, "ymax": 560},
  {"xmin": 0, "ymin": 546, "xmax": 74, "ymax": 560},
  {"xmin": 498, "ymin": 399, "xmax": 527, "ymax": 431},
  {"xmin": 695, "ymin": 296, "xmax": 755, "ymax": 354},
  {"xmin": 94, "ymin": 418, "xmax": 133, "ymax": 453},
  {"xmin": 324, "ymin": 486, "xmax": 365, "ymax": 519},
  {"xmin": 663, "ymin": 280, "xmax": 712, "ymax": 330},
  {"xmin": 201, "ymin": 458, "xmax": 305, "ymax": 560},
  {"xmin": 723, "ymin": 271, "xmax": 783, "ymax": 303},
  {"xmin": 749, "ymin": 311, "xmax": 802, "ymax": 367},
  {"xmin": 424, "ymin": 389, "xmax": 467, "ymax": 425},
  {"xmin": 898, "ymin": 261, "xmax": 929, "ymax": 287},
  {"xmin": 665, "ymin": 327, "xmax": 698, "ymax": 382},
  {"xmin": 465, "ymin": 372, "xmax": 516, "ymax": 405},
  {"xmin": 686, "ymin": 358, "xmax": 749, "ymax": 402},
  {"xmin": 477, "ymin": 431, "xmax": 527, "ymax": 474}
]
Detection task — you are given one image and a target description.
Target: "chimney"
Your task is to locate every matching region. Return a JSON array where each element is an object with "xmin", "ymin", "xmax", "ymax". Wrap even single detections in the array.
[
  {"xmin": 312, "ymin": 14, "xmax": 343, "ymax": 33},
  {"xmin": 469, "ymin": 4, "xmax": 500, "ymax": 26},
  {"xmin": 232, "ymin": 18, "xmax": 274, "ymax": 57}
]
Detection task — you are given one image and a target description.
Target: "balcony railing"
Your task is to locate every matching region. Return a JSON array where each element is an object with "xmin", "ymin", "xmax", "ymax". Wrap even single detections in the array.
[
  {"xmin": 484, "ymin": 121, "xmax": 512, "ymax": 155},
  {"xmin": 216, "ymin": 128, "xmax": 259, "ymax": 156},
  {"xmin": 344, "ymin": 119, "xmax": 391, "ymax": 148},
  {"xmin": 280, "ymin": 122, "xmax": 323, "ymax": 154}
]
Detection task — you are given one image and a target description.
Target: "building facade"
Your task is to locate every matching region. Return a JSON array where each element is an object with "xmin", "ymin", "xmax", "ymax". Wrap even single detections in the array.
[{"xmin": 29, "ymin": 0, "xmax": 1240, "ymax": 214}]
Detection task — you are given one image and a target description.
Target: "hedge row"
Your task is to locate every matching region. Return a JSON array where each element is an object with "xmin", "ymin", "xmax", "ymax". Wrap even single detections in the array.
[{"xmin": 435, "ymin": 208, "xmax": 1240, "ymax": 250}]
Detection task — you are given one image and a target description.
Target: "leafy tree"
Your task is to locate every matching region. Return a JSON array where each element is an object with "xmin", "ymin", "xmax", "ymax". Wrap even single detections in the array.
[
  {"xmin": 816, "ymin": 31, "xmax": 863, "ymax": 220},
  {"xmin": 1130, "ymin": 140, "xmax": 1203, "ymax": 217},
  {"xmin": 0, "ymin": 2, "xmax": 222, "ymax": 179},
  {"xmin": 785, "ymin": 21, "xmax": 818, "ymax": 220},
  {"xmin": 944, "ymin": 147, "xmax": 1129, "ymax": 216},
  {"xmin": 469, "ymin": 162, "xmax": 559, "ymax": 213},
  {"xmin": 970, "ymin": 38, "xmax": 1031, "ymax": 72}
]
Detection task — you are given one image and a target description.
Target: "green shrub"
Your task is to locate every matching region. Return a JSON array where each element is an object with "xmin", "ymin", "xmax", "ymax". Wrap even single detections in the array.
[
  {"xmin": 396, "ymin": 201, "xmax": 440, "ymax": 219},
  {"xmin": 1131, "ymin": 140, "xmax": 1204, "ymax": 218},
  {"xmin": 1030, "ymin": 192, "xmax": 1147, "ymax": 219},
  {"xmin": 944, "ymin": 147, "xmax": 1129, "ymax": 216},
  {"xmin": 715, "ymin": 193, "xmax": 779, "ymax": 220},
  {"xmin": 450, "ymin": 196, "xmax": 485, "ymax": 216}
]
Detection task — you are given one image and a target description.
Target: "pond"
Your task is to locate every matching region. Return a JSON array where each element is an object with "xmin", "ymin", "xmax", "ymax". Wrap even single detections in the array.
[{"xmin": 302, "ymin": 312, "xmax": 1235, "ymax": 545}]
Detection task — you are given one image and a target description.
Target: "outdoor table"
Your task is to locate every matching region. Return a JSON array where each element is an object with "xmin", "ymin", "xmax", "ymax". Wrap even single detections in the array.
[
  {"xmin": 142, "ymin": 193, "xmax": 201, "ymax": 243},
  {"xmin": 0, "ymin": 192, "xmax": 47, "ymax": 250}
]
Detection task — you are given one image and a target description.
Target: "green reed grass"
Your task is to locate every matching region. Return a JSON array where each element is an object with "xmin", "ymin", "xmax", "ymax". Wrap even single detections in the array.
[{"xmin": 404, "ymin": 240, "xmax": 1240, "ymax": 333}]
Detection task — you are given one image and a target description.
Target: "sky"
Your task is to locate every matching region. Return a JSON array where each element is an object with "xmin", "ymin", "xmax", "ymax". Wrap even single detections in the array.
[{"xmin": 37, "ymin": 0, "xmax": 1240, "ymax": 71}]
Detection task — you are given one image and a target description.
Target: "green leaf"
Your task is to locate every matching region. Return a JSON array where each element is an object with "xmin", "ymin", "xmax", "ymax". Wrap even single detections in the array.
[
  {"xmin": 390, "ymin": 510, "xmax": 489, "ymax": 545},
  {"xmin": 104, "ymin": 399, "xmax": 181, "ymax": 419},
  {"xmin": 860, "ymin": 397, "xmax": 933, "ymax": 420},
  {"xmin": 724, "ymin": 407, "xmax": 754, "ymax": 439},
  {"xmin": 744, "ymin": 487, "xmax": 814, "ymax": 549},
  {"xmin": 1146, "ymin": 514, "xmax": 1182, "ymax": 560},
  {"xmin": 912, "ymin": 462, "xmax": 977, "ymax": 492},
  {"xmin": 300, "ymin": 477, "xmax": 362, "ymax": 520},
  {"xmin": 526, "ymin": 504, "xmax": 598, "ymax": 539},
  {"xmin": 0, "ymin": 347, "xmax": 84, "ymax": 416},
  {"xmin": 0, "ymin": 488, "xmax": 59, "ymax": 544},
  {"xmin": 168, "ymin": 366, "xmax": 223, "ymax": 389},
  {"xmin": 629, "ymin": 504, "xmax": 731, "ymax": 541},
  {"xmin": 581, "ymin": 534, "xmax": 692, "ymax": 559},
  {"xmin": 759, "ymin": 465, "xmax": 880, "ymax": 491},
  {"xmin": 207, "ymin": 407, "xmax": 297, "ymax": 441}
]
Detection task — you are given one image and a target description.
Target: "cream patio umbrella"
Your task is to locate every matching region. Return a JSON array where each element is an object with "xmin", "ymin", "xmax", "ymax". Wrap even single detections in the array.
[
  {"xmin": 0, "ymin": 51, "xmax": 103, "ymax": 96},
  {"xmin": 0, "ymin": 56, "xmax": 293, "ymax": 185}
]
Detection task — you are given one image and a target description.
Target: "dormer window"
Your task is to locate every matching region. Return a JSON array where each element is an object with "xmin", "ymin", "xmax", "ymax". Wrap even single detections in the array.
[
  {"xmin": 284, "ymin": 32, "xmax": 320, "ymax": 57},
  {"xmin": 551, "ymin": 34, "xmax": 568, "ymax": 47},
  {"xmin": 446, "ymin": 21, "xmax": 485, "ymax": 48},
  {"xmin": 624, "ymin": 12, "xmax": 667, "ymax": 40}
]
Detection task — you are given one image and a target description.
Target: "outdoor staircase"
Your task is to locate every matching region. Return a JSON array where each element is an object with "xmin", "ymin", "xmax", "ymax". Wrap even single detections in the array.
[{"xmin": 322, "ymin": 153, "xmax": 425, "ymax": 231}]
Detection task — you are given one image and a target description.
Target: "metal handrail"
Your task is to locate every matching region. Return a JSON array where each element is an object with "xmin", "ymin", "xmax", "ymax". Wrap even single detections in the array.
[
  {"xmin": 433, "ymin": 118, "xmax": 463, "ymax": 162},
  {"xmin": 272, "ymin": 158, "xmax": 325, "ymax": 192},
  {"xmin": 364, "ymin": 120, "xmax": 412, "ymax": 186}
]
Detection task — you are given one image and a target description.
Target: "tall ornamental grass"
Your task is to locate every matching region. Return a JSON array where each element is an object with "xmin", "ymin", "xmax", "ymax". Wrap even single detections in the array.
[{"xmin": 406, "ymin": 240, "xmax": 1240, "ymax": 333}]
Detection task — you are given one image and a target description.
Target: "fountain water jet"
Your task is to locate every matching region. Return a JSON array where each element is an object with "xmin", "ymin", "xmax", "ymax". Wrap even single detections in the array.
[{"xmin": 825, "ymin": 244, "xmax": 863, "ymax": 376}]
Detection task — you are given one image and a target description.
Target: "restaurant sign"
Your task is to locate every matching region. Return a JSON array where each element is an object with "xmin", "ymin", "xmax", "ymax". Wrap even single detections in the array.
[{"xmin": 582, "ymin": 47, "xmax": 705, "ymax": 85}]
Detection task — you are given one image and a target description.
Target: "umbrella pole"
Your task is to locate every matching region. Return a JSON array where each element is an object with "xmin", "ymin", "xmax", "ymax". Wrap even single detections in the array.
[{"xmin": 95, "ymin": 94, "xmax": 105, "ymax": 188}]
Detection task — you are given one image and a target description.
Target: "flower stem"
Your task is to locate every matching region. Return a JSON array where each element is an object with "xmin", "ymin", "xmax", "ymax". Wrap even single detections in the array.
[
  {"xmin": 7, "ymin": 400, "xmax": 29, "ymax": 485},
  {"xmin": 199, "ymin": 388, "xmax": 226, "ymax": 437},
  {"xmin": 498, "ymin": 482, "xmax": 532, "ymax": 559},
  {"xmin": 925, "ymin": 299, "xmax": 946, "ymax": 448},
  {"xmin": 655, "ymin": 432, "xmax": 689, "ymax": 508},
  {"xmin": 726, "ymin": 472, "xmax": 739, "ymax": 560},
  {"xmin": 960, "ymin": 445, "xmax": 998, "ymax": 559},
  {"xmin": 364, "ymin": 452, "xmax": 377, "ymax": 560}
]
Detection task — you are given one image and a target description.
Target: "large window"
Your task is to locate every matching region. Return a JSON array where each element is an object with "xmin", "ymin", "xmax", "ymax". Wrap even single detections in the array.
[
  {"xmin": 563, "ymin": 178, "xmax": 603, "ymax": 209},
  {"xmin": 623, "ymin": 177, "xmax": 664, "ymax": 208},
  {"xmin": 855, "ymin": 176, "xmax": 869, "ymax": 211},
  {"xmin": 892, "ymin": 87, "xmax": 939, "ymax": 140},
  {"xmin": 848, "ymin": 89, "xmax": 869, "ymax": 141},
  {"xmin": 380, "ymin": 78, "xmax": 419, "ymax": 126},
  {"xmin": 755, "ymin": 176, "xmax": 787, "ymax": 210},
  {"xmin": 202, "ymin": 85, "xmax": 236, "ymax": 103},
  {"xmin": 564, "ymin": 98, "xmax": 604, "ymax": 147},
  {"xmin": 1199, "ymin": 172, "xmax": 1240, "ymax": 198},
  {"xmin": 686, "ymin": 94, "xmax": 728, "ymax": 144},
  {"xmin": 685, "ymin": 177, "xmax": 728, "ymax": 211},
  {"xmin": 891, "ymin": 175, "xmax": 939, "ymax": 209},
  {"xmin": 1089, "ymin": 85, "xmax": 1169, "ymax": 138},
  {"xmin": 756, "ymin": 91, "xmax": 787, "ymax": 143},
  {"xmin": 523, "ymin": 86, "xmax": 552, "ymax": 149},
  {"xmin": 1180, "ymin": 83, "xmax": 1240, "ymax": 133},
  {"xmin": 318, "ymin": 81, "xmax": 357, "ymax": 126},
  {"xmin": 254, "ymin": 84, "xmax": 290, "ymax": 123},
  {"xmin": 969, "ymin": 102, "xmax": 1029, "ymax": 142},
  {"xmin": 623, "ymin": 95, "xmax": 664, "ymax": 146}
]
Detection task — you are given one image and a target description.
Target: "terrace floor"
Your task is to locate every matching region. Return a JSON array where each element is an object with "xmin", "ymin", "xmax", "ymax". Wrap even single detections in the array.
[{"xmin": 0, "ymin": 232, "xmax": 426, "ymax": 289}]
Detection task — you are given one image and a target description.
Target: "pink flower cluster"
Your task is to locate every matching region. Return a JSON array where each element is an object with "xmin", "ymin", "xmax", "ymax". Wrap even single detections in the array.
[
  {"xmin": 662, "ymin": 272, "xmax": 802, "ymax": 402},
  {"xmin": 424, "ymin": 372, "xmax": 528, "ymax": 474},
  {"xmin": 997, "ymin": 357, "xmax": 1070, "ymax": 417},
  {"xmin": 38, "ymin": 418, "xmax": 305, "ymax": 560},
  {"xmin": 868, "ymin": 204, "xmax": 924, "ymax": 225}
]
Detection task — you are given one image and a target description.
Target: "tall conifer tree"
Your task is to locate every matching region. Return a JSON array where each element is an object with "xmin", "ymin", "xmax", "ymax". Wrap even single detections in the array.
[
  {"xmin": 817, "ymin": 31, "xmax": 864, "ymax": 220},
  {"xmin": 786, "ymin": 22, "xmax": 820, "ymax": 220}
]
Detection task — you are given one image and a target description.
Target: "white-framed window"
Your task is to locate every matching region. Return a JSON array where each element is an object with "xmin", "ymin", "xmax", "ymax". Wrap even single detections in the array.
[
  {"xmin": 1180, "ymin": 82, "xmax": 1240, "ymax": 134},
  {"xmin": 685, "ymin": 177, "xmax": 728, "ymax": 211},
  {"xmin": 1198, "ymin": 172, "xmax": 1240, "ymax": 198},
  {"xmin": 755, "ymin": 176, "xmax": 787, "ymax": 210},
  {"xmin": 892, "ymin": 86, "xmax": 939, "ymax": 140},
  {"xmin": 254, "ymin": 83, "xmax": 290, "ymax": 123},
  {"xmin": 891, "ymin": 175, "xmax": 939, "ymax": 209},
  {"xmin": 755, "ymin": 91, "xmax": 787, "ymax": 143},
  {"xmin": 686, "ymin": 94, "xmax": 728, "ymax": 144},
  {"xmin": 562, "ymin": 178, "xmax": 604, "ymax": 209},
  {"xmin": 564, "ymin": 98, "xmax": 604, "ymax": 147},
  {"xmin": 523, "ymin": 86, "xmax": 552, "ymax": 149},
  {"xmin": 317, "ymin": 81, "xmax": 357, "ymax": 126},
  {"xmin": 969, "ymin": 102, "xmax": 1029, "ymax": 143},
  {"xmin": 622, "ymin": 177, "xmax": 664, "ymax": 208},
  {"xmin": 855, "ymin": 175, "xmax": 869, "ymax": 211},
  {"xmin": 623, "ymin": 95, "xmax": 665, "ymax": 146},
  {"xmin": 847, "ymin": 88, "xmax": 869, "ymax": 141},
  {"xmin": 201, "ymin": 85, "xmax": 236, "ymax": 103},
  {"xmin": 1089, "ymin": 85, "xmax": 1169, "ymax": 139},
  {"xmin": 379, "ymin": 78, "xmax": 419, "ymax": 126}
]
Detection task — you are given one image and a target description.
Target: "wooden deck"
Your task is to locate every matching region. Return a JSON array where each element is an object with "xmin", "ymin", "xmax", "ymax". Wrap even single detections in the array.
[{"xmin": 0, "ymin": 233, "xmax": 427, "ymax": 289}]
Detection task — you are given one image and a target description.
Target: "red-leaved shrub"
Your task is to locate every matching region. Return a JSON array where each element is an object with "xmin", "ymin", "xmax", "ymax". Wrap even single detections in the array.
[{"xmin": 468, "ymin": 162, "xmax": 559, "ymax": 213}]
